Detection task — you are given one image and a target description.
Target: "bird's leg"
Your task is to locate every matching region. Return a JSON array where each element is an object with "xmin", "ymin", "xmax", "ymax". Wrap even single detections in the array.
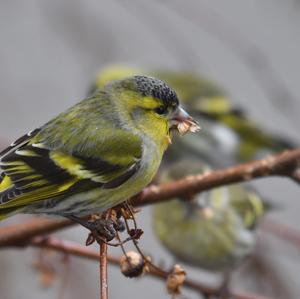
[{"xmin": 65, "ymin": 215, "xmax": 117, "ymax": 242}]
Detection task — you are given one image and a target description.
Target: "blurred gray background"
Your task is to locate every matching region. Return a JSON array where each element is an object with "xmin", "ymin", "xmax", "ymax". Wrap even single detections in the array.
[{"xmin": 0, "ymin": 1, "xmax": 299, "ymax": 298}]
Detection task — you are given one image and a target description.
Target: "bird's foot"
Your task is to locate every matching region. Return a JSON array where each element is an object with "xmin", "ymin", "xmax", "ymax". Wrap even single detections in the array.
[
  {"xmin": 87, "ymin": 218, "xmax": 117, "ymax": 242},
  {"xmin": 66, "ymin": 214, "xmax": 125, "ymax": 244}
]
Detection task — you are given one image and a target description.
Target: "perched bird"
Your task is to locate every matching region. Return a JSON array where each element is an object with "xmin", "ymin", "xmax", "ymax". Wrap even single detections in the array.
[
  {"xmin": 89, "ymin": 65, "xmax": 295, "ymax": 165},
  {"xmin": 153, "ymin": 160, "xmax": 267, "ymax": 287},
  {"xmin": 0, "ymin": 76, "xmax": 199, "ymax": 231}
]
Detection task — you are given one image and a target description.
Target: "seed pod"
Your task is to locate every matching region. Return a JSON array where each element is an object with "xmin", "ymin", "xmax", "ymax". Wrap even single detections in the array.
[
  {"xmin": 166, "ymin": 264, "xmax": 186, "ymax": 296},
  {"xmin": 120, "ymin": 251, "xmax": 145, "ymax": 278}
]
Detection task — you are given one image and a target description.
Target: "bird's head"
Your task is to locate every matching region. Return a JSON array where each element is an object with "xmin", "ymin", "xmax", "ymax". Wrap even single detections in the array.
[{"xmin": 108, "ymin": 75, "xmax": 200, "ymax": 147}]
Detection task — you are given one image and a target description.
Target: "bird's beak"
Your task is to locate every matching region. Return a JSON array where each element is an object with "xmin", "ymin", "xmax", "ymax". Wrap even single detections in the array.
[{"xmin": 170, "ymin": 106, "xmax": 201, "ymax": 135}]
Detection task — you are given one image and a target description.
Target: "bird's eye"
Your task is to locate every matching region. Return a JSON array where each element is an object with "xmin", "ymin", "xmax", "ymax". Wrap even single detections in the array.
[{"xmin": 154, "ymin": 106, "xmax": 167, "ymax": 115}]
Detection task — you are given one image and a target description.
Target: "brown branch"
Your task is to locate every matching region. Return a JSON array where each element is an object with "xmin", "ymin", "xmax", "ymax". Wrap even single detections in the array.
[
  {"xmin": 100, "ymin": 241, "xmax": 108, "ymax": 299},
  {"xmin": 0, "ymin": 218, "xmax": 74, "ymax": 247},
  {"xmin": 0, "ymin": 149, "xmax": 299, "ymax": 248},
  {"xmin": 131, "ymin": 149, "xmax": 300, "ymax": 207},
  {"xmin": 29, "ymin": 236, "xmax": 270, "ymax": 299},
  {"xmin": 99, "ymin": 211, "xmax": 110, "ymax": 299}
]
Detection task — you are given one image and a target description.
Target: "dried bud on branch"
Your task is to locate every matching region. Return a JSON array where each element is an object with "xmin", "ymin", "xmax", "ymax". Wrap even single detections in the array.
[
  {"xmin": 120, "ymin": 251, "xmax": 145, "ymax": 278},
  {"xmin": 166, "ymin": 264, "xmax": 186, "ymax": 297}
]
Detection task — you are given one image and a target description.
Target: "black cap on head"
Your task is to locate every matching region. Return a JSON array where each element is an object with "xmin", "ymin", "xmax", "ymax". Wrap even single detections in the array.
[{"xmin": 134, "ymin": 75, "xmax": 179, "ymax": 108}]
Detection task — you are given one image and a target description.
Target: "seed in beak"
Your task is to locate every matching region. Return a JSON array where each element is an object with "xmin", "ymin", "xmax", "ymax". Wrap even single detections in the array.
[{"xmin": 171, "ymin": 106, "xmax": 201, "ymax": 135}]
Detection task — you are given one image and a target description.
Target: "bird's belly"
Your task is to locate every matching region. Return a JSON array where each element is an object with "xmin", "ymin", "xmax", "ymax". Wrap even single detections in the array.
[
  {"xmin": 161, "ymin": 219, "xmax": 255, "ymax": 271},
  {"xmin": 188, "ymin": 227, "xmax": 255, "ymax": 271}
]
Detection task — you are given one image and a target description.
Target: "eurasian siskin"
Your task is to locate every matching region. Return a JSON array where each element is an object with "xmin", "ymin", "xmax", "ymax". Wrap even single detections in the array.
[
  {"xmin": 0, "ymin": 76, "xmax": 199, "ymax": 224},
  {"xmin": 153, "ymin": 160, "xmax": 267, "ymax": 274}
]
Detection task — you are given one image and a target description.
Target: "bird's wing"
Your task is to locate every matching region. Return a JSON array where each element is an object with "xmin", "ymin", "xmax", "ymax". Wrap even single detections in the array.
[{"xmin": 0, "ymin": 129, "xmax": 142, "ymax": 210}]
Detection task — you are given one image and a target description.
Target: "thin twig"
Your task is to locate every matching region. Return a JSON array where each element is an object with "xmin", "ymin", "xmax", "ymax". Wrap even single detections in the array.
[
  {"xmin": 99, "ymin": 211, "xmax": 111, "ymax": 299},
  {"xmin": 122, "ymin": 202, "xmax": 167, "ymax": 276},
  {"xmin": 29, "ymin": 236, "xmax": 270, "ymax": 299},
  {"xmin": 100, "ymin": 241, "xmax": 108, "ymax": 299}
]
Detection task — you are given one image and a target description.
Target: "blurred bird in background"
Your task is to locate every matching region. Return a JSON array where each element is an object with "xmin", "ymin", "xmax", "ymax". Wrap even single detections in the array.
[
  {"xmin": 153, "ymin": 160, "xmax": 268, "ymax": 294},
  {"xmin": 89, "ymin": 65, "xmax": 296, "ymax": 167}
]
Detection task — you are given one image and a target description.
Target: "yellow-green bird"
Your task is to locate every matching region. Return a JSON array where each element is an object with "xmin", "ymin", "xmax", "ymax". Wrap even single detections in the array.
[
  {"xmin": 0, "ymin": 76, "xmax": 199, "ymax": 231},
  {"xmin": 90, "ymin": 65, "xmax": 295, "ymax": 164},
  {"xmin": 153, "ymin": 160, "xmax": 267, "ymax": 276}
]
